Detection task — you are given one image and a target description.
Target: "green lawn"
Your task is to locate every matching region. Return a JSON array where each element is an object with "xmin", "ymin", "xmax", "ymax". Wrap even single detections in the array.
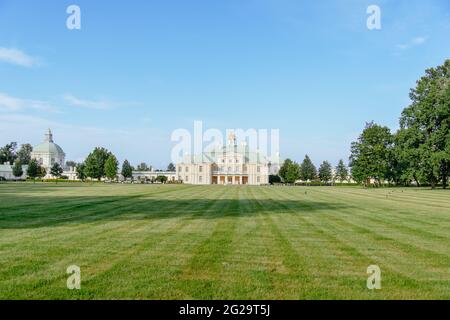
[{"xmin": 0, "ymin": 183, "xmax": 449, "ymax": 299}]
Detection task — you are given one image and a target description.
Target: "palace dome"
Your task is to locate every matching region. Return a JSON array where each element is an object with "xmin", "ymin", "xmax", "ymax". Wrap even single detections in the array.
[{"xmin": 33, "ymin": 129, "xmax": 65, "ymax": 156}]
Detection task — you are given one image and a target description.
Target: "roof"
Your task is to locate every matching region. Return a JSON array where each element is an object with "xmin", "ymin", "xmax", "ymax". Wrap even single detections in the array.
[
  {"xmin": 33, "ymin": 141, "xmax": 65, "ymax": 155},
  {"xmin": 32, "ymin": 129, "xmax": 65, "ymax": 156},
  {"xmin": 180, "ymin": 143, "xmax": 270, "ymax": 164}
]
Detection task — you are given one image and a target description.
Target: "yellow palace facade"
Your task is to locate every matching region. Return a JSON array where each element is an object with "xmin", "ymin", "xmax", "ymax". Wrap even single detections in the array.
[{"xmin": 176, "ymin": 135, "xmax": 275, "ymax": 185}]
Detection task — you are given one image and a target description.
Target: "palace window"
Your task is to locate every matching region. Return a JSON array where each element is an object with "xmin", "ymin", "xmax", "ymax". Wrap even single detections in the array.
[
  {"xmin": 178, "ymin": 167, "xmax": 182, "ymax": 172},
  {"xmin": 257, "ymin": 176, "xmax": 260, "ymax": 183},
  {"xmin": 199, "ymin": 166, "xmax": 203, "ymax": 173},
  {"xmin": 185, "ymin": 167, "xmax": 189, "ymax": 172},
  {"xmin": 257, "ymin": 166, "xmax": 261, "ymax": 173},
  {"xmin": 199, "ymin": 176, "xmax": 203, "ymax": 183},
  {"xmin": 185, "ymin": 176, "xmax": 189, "ymax": 182},
  {"xmin": 228, "ymin": 167, "xmax": 232, "ymax": 172}
]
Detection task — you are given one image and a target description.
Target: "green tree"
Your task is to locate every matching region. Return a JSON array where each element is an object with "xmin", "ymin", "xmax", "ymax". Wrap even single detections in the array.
[
  {"xmin": 398, "ymin": 60, "xmax": 450, "ymax": 189},
  {"xmin": 105, "ymin": 155, "xmax": 119, "ymax": 181},
  {"xmin": 318, "ymin": 161, "xmax": 333, "ymax": 183},
  {"xmin": 300, "ymin": 155, "xmax": 317, "ymax": 182},
  {"xmin": 269, "ymin": 174, "xmax": 282, "ymax": 184},
  {"xmin": 156, "ymin": 175, "xmax": 168, "ymax": 183},
  {"xmin": 279, "ymin": 159, "xmax": 300, "ymax": 184},
  {"xmin": 0, "ymin": 142, "xmax": 17, "ymax": 165},
  {"xmin": 84, "ymin": 147, "xmax": 112, "ymax": 181},
  {"xmin": 76, "ymin": 162, "xmax": 86, "ymax": 181},
  {"xmin": 16, "ymin": 144, "xmax": 33, "ymax": 165},
  {"xmin": 27, "ymin": 159, "xmax": 39, "ymax": 181},
  {"xmin": 50, "ymin": 163, "xmax": 63, "ymax": 178},
  {"xmin": 65, "ymin": 160, "xmax": 77, "ymax": 168},
  {"xmin": 121, "ymin": 160, "xmax": 133, "ymax": 180},
  {"xmin": 37, "ymin": 166, "xmax": 47, "ymax": 179},
  {"xmin": 167, "ymin": 163, "xmax": 176, "ymax": 172},
  {"xmin": 349, "ymin": 122, "xmax": 393, "ymax": 187},
  {"xmin": 136, "ymin": 162, "xmax": 150, "ymax": 171},
  {"xmin": 335, "ymin": 159, "xmax": 348, "ymax": 183},
  {"xmin": 12, "ymin": 160, "xmax": 23, "ymax": 178}
]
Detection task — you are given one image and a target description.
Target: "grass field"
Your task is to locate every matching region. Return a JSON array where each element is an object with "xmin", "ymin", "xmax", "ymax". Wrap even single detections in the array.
[{"xmin": 0, "ymin": 183, "xmax": 449, "ymax": 300}]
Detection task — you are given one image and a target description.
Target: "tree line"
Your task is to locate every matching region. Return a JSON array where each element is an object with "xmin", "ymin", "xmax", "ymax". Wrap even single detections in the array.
[
  {"xmin": 73, "ymin": 147, "xmax": 133, "ymax": 181},
  {"xmin": 277, "ymin": 60, "xmax": 449, "ymax": 189},
  {"xmin": 350, "ymin": 60, "xmax": 449, "ymax": 189},
  {"xmin": 75, "ymin": 147, "xmax": 175, "ymax": 182},
  {"xmin": 277, "ymin": 155, "xmax": 349, "ymax": 185},
  {"xmin": 0, "ymin": 141, "xmax": 176, "ymax": 181}
]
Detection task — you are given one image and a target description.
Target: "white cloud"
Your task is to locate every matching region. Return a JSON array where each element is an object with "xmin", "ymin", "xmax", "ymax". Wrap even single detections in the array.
[
  {"xmin": 412, "ymin": 37, "xmax": 426, "ymax": 45},
  {"xmin": 0, "ymin": 92, "xmax": 59, "ymax": 113},
  {"xmin": 396, "ymin": 36, "xmax": 427, "ymax": 50},
  {"xmin": 0, "ymin": 47, "xmax": 38, "ymax": 67},
  {"xmin": 63, "ymin": 94, "xmax": 141, "ymax": 110},
  {"xmin": 63, "ymin": 94, "xmax": 115, "ymax": 110}
]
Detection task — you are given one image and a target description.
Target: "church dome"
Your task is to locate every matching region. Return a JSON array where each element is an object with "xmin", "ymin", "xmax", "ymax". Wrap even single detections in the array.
[{"xmin": 33, "ymin": 129, "xmax": 65, "ymax": 156}]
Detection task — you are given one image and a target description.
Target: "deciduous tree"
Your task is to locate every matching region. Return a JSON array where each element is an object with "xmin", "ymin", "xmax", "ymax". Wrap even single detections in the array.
[
  {"xmin": 12, "ymin": 160, "xmax": 23, "ymax": 178},
  {"xmin": 84, "ymin": 147, "xmax": 112, "ymax": 181},
  {"xmin": 349, "ymin": 122, "xmax": 393, "ymax": 187},
  {"xmin": 50, "ymin": 163, "xmax": 63, "ymax": 178},
  {"xmin": 105, "ymin": 155, "xmax": 119, "ymax": 181},
  {"xmin": 398, "ymin": 60, "xmax": 450, "ymax": 189},
  {"xmin": 16, "ymin": 144, "xmax": 33, "ymax": 165},
  {"xmin": 27, "ymin": 159, "xmax": 39, "ymax": 181},
  {"xmin": 167, "ymin": 163, "xmax": 176, "ymax": 172},
  {"xmin": 0, "ymin": 142, "xmax": 17, "ymax": 165},
  {"xmin": 76, "ymin": 162, "xmax": 86, "ymax": 181},
  {"xmin": 279, "ymin": 159, "xmax": 300, "ymax": 184}
]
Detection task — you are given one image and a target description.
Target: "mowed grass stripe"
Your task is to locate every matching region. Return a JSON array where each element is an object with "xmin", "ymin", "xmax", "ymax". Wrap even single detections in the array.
[
  {"xmin": 328, "ymin": 187, "xmax": 450, "ymax": 209},
  {"xmin": 174, "ymin": 187, "xmax": 240, "ymax": 299},
  {"xmin": 307, "ymin": 188, "xmax": 450, "ymax": 252},
  {"xmin": 0, "ymin": 186, "xmax": 212, "ymax": 299},
  {"xmin": 212, "ymin": 186, "xmax": 280, "ymax": 299},
  {"xmin": 0, "ymin": 184, "xmax": 199, "ymax": 243},
  {"xmin": 0, "ymin": 184, "xmax": 449, "ymax": 299},
  {"xmin": 258, "ymin": 187, "xmax": 442, "ymax": 299},
  {"xmin": 75, "ymin": 187, "xmax": 226, "ymax": 299},
  {"xmin": 269, "ymin": 187, "xmax": 450, "ymax": 298},
  {"xmin": 0, "ymin": 184, "xmax": 197, "ymax": 228},
  {"xmin": 256, "ymin": 187, "xmax": 380, "ymax": 299}
]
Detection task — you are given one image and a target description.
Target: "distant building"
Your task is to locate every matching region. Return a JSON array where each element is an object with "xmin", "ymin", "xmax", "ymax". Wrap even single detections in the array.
[
  {"xmin": 0, "ymin": 163, "xmax": 28, "ymax": 180},
  {"xmin": 0, "ymin": 129, "xmax": 77, "ymax": 181},
  {"xmin": 130, "ymin": 170, "xmax": 177, "ymax": 182},
  {"xmin": 31, "ymin": 129, "xmax": 78, "ymax": 180},
  {"xmin": 176, "ymin": 134, "xmax": 276, "ymax": 185},
  {"xmin": 31, "ymin": 129, "xmax": 66, "ymax": 171}
]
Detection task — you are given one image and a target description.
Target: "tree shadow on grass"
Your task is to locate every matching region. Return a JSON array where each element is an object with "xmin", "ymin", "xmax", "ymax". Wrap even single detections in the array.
[{"xmin": 0, "ymin": 194, "xmax": 353, "ymax": 229}]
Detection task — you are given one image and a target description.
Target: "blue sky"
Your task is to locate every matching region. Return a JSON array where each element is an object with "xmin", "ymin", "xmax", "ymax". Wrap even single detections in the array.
[{"xmin": 0, "ymin": 0, "xmax": 449, "ymax": 168}]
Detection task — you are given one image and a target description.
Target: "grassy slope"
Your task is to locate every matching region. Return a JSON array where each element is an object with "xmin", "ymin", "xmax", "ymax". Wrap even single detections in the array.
[{"xmin": 0, "ymin": 183, "xmax": 449, "ymax": 299}]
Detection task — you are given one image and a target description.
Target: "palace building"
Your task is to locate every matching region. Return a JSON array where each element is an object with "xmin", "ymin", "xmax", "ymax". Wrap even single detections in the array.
[
  {"xmin": 0, "ymin": 129, "xmax": 77, "ymax": 180},
  {"xmin": 31, "ymin": 129, "xmax": 66, "ymax": 170},
  {"xmin": 176, "ymin": 134, "xmax": 277, "ymax": 185}
]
